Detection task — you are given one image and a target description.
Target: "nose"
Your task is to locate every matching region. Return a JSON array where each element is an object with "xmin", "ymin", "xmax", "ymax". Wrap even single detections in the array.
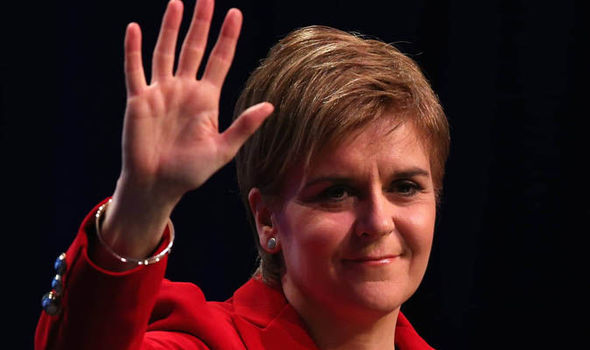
[{"xmin": 354, "ymin": 190, "xmax": 395, "ymax": 238}]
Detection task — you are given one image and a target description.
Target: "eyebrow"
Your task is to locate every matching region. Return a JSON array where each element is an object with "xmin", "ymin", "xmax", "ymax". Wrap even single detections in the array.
[
  {"xmin": 393, "ymin": 167, "xmax": 430, "ymax": 179},
  {"xmin": 303, "ymin": 167, "xmax": 431, "ymax": 188}
]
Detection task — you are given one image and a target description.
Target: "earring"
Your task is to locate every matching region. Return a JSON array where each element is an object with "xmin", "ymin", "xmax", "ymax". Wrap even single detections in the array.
[{"xmin": 267, "ymin": 237, "xmax": 277, "ymax": 250}]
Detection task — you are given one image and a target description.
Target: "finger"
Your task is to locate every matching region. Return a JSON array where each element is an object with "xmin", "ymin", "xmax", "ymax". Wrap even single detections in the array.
[
  {"xmin": 201, "ymin": 8, "xmax": 242, "ymax": 87},
  {"xmin": 151, "ymin": 0, "xmax": 184, "ymax": 83},
  {"xmin": 124, "ymin": 22, "xmax": 147, "ymax": 96},
  {"xmin": 176, "ymin": 0, "xmax": 214, "ymax": 78},
  {"xmin": 220, "ymin": 102, "xmax": 274, "ymax": 159}
]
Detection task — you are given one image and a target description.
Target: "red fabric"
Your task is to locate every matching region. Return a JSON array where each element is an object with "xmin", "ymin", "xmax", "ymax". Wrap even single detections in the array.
[{"xmin": 35, "ymin": 200, "xmax": 434, "ymax": 349}]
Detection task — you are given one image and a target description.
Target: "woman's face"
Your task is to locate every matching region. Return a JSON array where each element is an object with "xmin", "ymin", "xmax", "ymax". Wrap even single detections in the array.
[{"xmin": 274, "ymin": 119, "xmax": 436, "ymax": 319}]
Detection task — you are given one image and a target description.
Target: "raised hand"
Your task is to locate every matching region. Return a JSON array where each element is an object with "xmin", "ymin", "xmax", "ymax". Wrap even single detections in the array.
[
  {"xmin": 95, "ymin": 0, "xmax": 272, "ymax": 268},
  {"xmin": 122, "ymin": 0, "xmax": 272, "ymax": 199}
]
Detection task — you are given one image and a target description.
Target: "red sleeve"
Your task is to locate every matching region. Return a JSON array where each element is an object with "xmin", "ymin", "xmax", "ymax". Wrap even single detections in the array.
[{"xmin": 34, "ymin": 199, "xmax": 208, "ymax": 350}]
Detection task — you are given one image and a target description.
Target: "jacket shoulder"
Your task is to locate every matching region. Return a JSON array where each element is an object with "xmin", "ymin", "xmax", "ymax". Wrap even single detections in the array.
[{"xmin": 147, "ymin": 279, "xmax": 246, "ymax": 349}]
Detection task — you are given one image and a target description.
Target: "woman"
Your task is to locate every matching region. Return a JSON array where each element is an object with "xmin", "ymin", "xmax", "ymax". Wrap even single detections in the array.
[{"xmin": 36, "ymin": 0, "xmax": 449, "ymax": 349}]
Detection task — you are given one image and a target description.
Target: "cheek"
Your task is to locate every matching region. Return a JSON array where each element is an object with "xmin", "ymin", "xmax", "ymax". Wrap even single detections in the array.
[
  {"xmin": 396, "ymin": 204, "xmax": 436, "ymax": 254},
  {"xmin": 277, "ymin": 206, "xmax": 355, "ymax": 261}
]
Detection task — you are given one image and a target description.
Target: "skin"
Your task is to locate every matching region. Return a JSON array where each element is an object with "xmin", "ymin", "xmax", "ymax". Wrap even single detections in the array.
[
  {"xmin": 250, "ymin": 121, "xmax": 437, "ymax": 349},
  {"xmin": 90, "ymin": 1, "xmax": 435, "ymax": 348},
  {"xmin": 92, "ymin": 0, "xmax": 273, "ymax": 270}
]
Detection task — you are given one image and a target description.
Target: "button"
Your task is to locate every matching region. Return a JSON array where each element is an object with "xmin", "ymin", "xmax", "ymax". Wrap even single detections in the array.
[
  {"xmin": 54, "ymin": 253, "xmax": 67, "ymax": 275},
  {"xmin": 51, "ymin": 275, "xmax": 63, "ymax": 295},
  {"xmin": 41, "ymin": 291, "xmax": 61, "ymax": 316}
]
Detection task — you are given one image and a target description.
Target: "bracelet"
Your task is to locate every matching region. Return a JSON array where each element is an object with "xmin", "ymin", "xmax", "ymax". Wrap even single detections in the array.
[{"xmin": 94, "ymin": 199, "xmax": 174, "ymax": 266}]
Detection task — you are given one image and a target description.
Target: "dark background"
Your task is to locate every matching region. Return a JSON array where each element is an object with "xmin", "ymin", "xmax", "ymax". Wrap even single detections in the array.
[{"xmin": 2, "ymin": 0, "xmax": 586, "ymax": 348}]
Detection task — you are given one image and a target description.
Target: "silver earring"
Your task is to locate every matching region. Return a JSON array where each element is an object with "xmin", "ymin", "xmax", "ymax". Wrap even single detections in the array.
[{"xmin": 267, "ymin": 237, "xmax": 277, "ymax": 250}]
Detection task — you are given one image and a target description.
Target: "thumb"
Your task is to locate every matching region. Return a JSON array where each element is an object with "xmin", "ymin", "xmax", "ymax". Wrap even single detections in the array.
[{"xmin": 220, "ymin": 102, "xmax": 274, "ymax": 157}]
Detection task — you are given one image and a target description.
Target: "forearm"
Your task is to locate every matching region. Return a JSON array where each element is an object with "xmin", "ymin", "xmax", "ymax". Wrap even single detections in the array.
[
  {"xmin": 90, "ymin": 175, "xmax": 182, "ymax": 272},
  {"xmin": 35, "ymin": 200, "xmax": 170, "ymax": 350}
]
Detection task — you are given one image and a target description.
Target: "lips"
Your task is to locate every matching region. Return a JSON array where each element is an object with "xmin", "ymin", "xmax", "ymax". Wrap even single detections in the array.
[
  {"xmin": 348, "ymin": 255, "xmax": 398, "ymax": 261},
  {"xmin": 342, "ymin": 254, "xmax": 401, "ymax": 266}
]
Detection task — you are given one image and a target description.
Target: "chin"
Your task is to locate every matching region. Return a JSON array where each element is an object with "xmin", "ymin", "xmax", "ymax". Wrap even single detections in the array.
[{"xmin": 342, "ymin": 279, "xmax": 417, "ymax": 315}]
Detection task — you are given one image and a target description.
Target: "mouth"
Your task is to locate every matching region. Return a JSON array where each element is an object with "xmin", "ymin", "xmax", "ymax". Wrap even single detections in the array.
[{"xmin": 342, "ymin": 255, "xmax": 401, "ymax": 266}]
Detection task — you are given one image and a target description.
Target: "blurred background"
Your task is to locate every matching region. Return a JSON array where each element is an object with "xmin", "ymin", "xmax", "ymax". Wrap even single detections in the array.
[{"xmin": 2, "ymin": 0, "xmax": 586, "ymax": 348}]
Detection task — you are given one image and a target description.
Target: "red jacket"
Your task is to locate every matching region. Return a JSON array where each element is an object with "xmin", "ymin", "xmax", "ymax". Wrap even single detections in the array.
[{"xmin": 35, "ymin": 199, "xmax": 434, "ymax": 349}]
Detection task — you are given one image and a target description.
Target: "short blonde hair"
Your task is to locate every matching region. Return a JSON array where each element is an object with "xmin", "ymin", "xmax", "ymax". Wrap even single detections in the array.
[{"xmin": 234, "ymin": 25, "xmax": 449, "ymax": 284}]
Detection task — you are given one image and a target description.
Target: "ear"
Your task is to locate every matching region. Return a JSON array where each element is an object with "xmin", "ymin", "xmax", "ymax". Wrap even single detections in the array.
[{"xmin": 248, "ymin": 188, "xmax": 281, "ymax": 254}]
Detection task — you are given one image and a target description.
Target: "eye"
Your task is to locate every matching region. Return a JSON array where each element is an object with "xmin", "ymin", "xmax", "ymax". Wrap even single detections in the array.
[
  {"xmin": 319, "ymin": 185, "xmax": 353, "ymax": 202},
  {"xmin": 391, "ymin": 180, "xmax": 423, "ymax": 196}
]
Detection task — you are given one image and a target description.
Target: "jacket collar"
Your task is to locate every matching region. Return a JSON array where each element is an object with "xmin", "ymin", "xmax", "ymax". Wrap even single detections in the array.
[
  {"xmin": 230, "ymin": 278, "xmax": 318, "ymax": 349},
  {"xmin": 230, "ymin": 278, "xmax": 432, "ymax": 350}
]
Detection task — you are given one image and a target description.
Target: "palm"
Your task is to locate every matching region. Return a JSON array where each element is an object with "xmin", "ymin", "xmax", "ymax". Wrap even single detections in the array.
[
  {"xmin": 121, "ymin": 0, "xmax": 272, "ymax": 197},
  {"xmin": 125, "ymin": 79, "xmax": 223, "ymax": 190}
]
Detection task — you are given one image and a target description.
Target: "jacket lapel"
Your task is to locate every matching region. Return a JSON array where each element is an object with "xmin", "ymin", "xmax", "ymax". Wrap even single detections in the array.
[
  {"xmin": 230, "ymin": 278, "xmax": 318, "ymax": 349},
  {"xmin": 229, "ymin": 279, "xmax": 432, "ymax": 350}
]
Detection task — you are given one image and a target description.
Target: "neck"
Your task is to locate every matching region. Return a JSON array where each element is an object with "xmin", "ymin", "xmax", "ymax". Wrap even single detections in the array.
[
  {"xmin": 283, "ymin": 281, "xmax": 399, "ymax": 350},
  {"xmin": 310, "ymin": 310, "xmax": 399, "ymax": 350}
]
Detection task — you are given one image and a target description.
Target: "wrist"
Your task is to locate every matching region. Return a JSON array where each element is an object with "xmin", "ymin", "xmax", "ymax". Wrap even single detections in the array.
[
  {"xmin": 97, "ymin": 175, "xmax": 181, "ymax": 262},
  {"xmin": 92, "ymin": 198, "xmax": 175, "ymax": 271},
  {"xmin": 116, "ymin": 170, "xmax": 185, "ymax": 208}
]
